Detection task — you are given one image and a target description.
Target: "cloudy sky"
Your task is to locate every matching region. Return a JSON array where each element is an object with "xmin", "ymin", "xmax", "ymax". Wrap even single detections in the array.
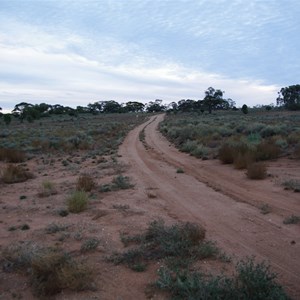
[{"xmin": 0, "ymin": 0, "xmax": 299, "ymax": 112}]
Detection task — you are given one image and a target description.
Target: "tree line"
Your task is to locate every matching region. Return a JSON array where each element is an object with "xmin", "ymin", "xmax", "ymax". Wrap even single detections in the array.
[{"xmin": 0, "ymin": 85, "xmax": 299, "ymax": 124}]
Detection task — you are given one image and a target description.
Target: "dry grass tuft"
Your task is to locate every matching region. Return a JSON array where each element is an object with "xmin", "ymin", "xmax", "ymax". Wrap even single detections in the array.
[
  {"xmin": 246, "ymin": 162, "xmax": 267, "ymax": 179},
  {"xmin": 1, "ymin": 164, "xmax": 34, "ymax": 183},
  {"xmin": 38, "ymin": 180, "xmax": 57, "ymax": 197},
  {"xmin": 67, "ymin": 191, "xmax": 88, "ymax": 213},
  {"xmin": 76, "ymin": 174, "xmax": 95, "ymax": 192}
]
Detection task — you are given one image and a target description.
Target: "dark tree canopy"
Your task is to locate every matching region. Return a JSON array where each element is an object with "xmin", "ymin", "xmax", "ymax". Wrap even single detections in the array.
[
  {"xmin": 201, "ymin": 87, "xmax": 227, "ymax": 113},
  {"xmin": 277, "ymin": 84, "xmax": 300, "ymax": 110}
]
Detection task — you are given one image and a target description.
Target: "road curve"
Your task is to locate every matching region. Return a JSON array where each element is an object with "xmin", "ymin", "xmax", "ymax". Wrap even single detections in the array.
[{"xmin": 119, "ymin": 114, "xmax": 300, "ymax": 298}]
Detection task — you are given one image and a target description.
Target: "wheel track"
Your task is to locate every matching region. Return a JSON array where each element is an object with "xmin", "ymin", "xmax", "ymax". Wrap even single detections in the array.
[{"xmin": 119, "ymin": 114, "xmax": 300, "ymax": 298}]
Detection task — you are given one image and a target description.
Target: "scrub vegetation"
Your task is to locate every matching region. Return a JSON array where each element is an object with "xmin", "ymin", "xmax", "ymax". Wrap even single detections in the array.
[{"xmin": 160, "ymin": 110, "xmax": 300, "ymax": 177}]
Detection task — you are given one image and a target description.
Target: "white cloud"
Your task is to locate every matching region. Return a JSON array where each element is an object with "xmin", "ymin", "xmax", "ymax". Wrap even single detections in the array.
[{"xmin": 0, "ymin": 41, "xmax": 279, "ymax": 111}]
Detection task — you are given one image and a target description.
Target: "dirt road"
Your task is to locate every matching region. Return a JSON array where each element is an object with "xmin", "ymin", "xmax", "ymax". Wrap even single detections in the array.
[{"xmin": 120, "ymin": 114, "xmax": 300, "ymax": 298}]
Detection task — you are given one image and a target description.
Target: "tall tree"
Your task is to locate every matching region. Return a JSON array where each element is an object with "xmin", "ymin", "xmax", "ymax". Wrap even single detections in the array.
[
  {"xmin": 202, "ymin": 87, "xmax": 226, "ymax": 113},
  {"xmin": 277, "ymin": 84, "xmax": 300, "ymax": 110}
]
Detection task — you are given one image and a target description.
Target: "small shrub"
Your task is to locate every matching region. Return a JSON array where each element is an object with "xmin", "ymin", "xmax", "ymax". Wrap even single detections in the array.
[
  {"xmin": 219, "ymin": 144, "xmax": 235, "ymax": 164},
  {"xmin": 176, "ymin": 168, "xmax": 184, "ymax": 173},
  {"xmin": 283, "ymin": 215, "xmax": 300, "ymax": 225},
  {"xmin": 233, "ymin": 152, "xmax": 254, "ymax": 170},
  {"xmin": 2, "ymin": 241, "xmax": 93, "ymax": 296},
  {"xmin": 282, "ymin": 179, "xmax": 300, "ymax": 192},
  {"xmin": 58, "ymin": 209, "xmax": 69, "ymax": 217},
  {"xmin": 76, "ymin": 174, "xmax": 95, "ymax": 192},
  {"xmin": 21, "ymin": 224, "xmax": 30, "ymax": 230},
  {"xmin": 260, "ymin": 204, "xmax": 272, "ymax": 215},
  {"xmin": 246, "ymin": 162, "xmax": 267, "ymax": 179},
  {"xmin": 81, "ymin": 238, "xmax": 100, "ymax": 252},
  {"xmin": 255, "ymin": 141, "xmax": 280, "ymax": 161},
  {"xmin": 31, "ymin": 249, "xmax": 92, "ymax": 296},
  {"xmin": 67, "ymin": 191, "xmax": 88, "ymax": 213},
  {"xmin": 1, "ymin": 164, "xmax": 34, "ymax": 184},
  {"xmin": 45, "ymin": 222, "xmax": 68, "ymax": 234},
  {"xmin": 112, "ymin": 175, "xmax": 134, "ymax": 190}
]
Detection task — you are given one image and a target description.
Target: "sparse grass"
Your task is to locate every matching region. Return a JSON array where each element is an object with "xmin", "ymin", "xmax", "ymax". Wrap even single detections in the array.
[
  {"xmin": 76, "ymin": 174, "xmax": 95, "ymax": 192},
  {"xmin": 67, "ymin": 191, "xmax": 88, "ymax": 213},
  {"xmin": 1, "ymin": 164, "xmax": 34, "ymax": 184},
  {"xmin": 246, "ymin": 162, "xmax": 267, "ymax": 180},
  {"xmin": 38, "ymin": 180, "xmax": 57, "ymax": 197},
  {"xmin": 283, "ymin": 215, "xmax": 300, "ymax": 225},
  {"xmin": 2, "ymin": 242, "xmax": 93, "ymax": 296},
  {"xmin": 282, "ymin": 179, "xmax": 300, "ymax": 192},
  {"xmin": 80, "ymin": 238, "xmax": 100, "ymax": 252}
]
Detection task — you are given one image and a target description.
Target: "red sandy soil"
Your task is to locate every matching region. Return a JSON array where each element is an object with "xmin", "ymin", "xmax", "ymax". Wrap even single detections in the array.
[{"xmin": 0, "ymin": 114, "xmax": 299, "ymax": 299}]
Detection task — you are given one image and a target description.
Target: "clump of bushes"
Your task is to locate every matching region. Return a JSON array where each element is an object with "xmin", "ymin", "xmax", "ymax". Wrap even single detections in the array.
[
  {"xmin": 283, "ymin": 215, "xmax": 300, "ymax": 225},
  {"xmin": 67, "ymin": 191, "xmax": 88, "ymax": 213},
  {"xmin": 282, "ymin": 179, "xmax": 300, "ymax": 192},
  {"xmin": 156, "ymin": 258, "xmax": 289, "ymax": 300},
  {"xmin": 109, "ymin": 220, "xmax": 215, "ymax": 271},
  {"xmin": 81, "ymin": 238, "xmax": 100, "ymax": 252},
  {"xmin": 1, "ymin": 242, "xmax": 93, "ymax": 296},
  {"xmin": 76, "ymin": 174, "xmax": 95, "ymax": 192},
  {"xmin": 1, "ymin": 164, "xmax": 34, "ymax": 183}
]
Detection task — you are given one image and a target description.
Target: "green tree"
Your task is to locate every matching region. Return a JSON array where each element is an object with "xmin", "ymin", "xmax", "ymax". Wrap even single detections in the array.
[
  {"xmin": 277, "ymin": 84, "xmax": 300, "ymax": 110},
  {"xmin": 241, "ymin": 104, "xmax": 248, "ymax": 114},
  {"xmin": 3, "ymin": 114, "xmax": 12, "ymax": 125},
  {"xmin": 146, "ymin": 99, "xmax": 166, "ymax": 113},
  {"xmin": 202, "ymin": 87, "xmax": 226, "ymax": 114},
  {"xmin": 124, "ymin": 101, "xmax": 145, "ymax": 113}
]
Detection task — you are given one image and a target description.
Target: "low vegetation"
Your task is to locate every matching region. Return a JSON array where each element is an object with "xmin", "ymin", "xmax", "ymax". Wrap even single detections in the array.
[
  {"xmin": 283, "ymin": 215, "xmax": 300, "ymax": 225},
  {"xmin": 38, "ymin": 180, "xmax": 57, "ymax": 197},
  {"xmin": 156, "ymin": 258, "xmax": 289, "ymax": 300},
  {"xmin": 109, "ymin": 219, "xmax": 289, "ymax": 299},
  {"xmin": 99, "ymin": 175, "xmax": 134, "ymax": 192},
  {"xmin": 282, "ymin": 179, "xmax": 300, "ymax": 192},
  {"xmin": 160, "ymin": 111, "xmax": 300, "ymax": 170},
  {"xmin": 109, "ymin": 220, "xmax": 216, "ymax": 271},
  {"xmin": 1, "ymin": 164, "xmax": 34, "ymax": 183},
  {"xmin": 67, "ymin": 191, "xmax": 88, "ymax": 213},
  {"xmin": 76, "ymin": 174, "xmax": 95, "ymax": 192},
  {"xmin": 246, "ymin": 162, "xmax": 267, "ymax": 180},
  {"xmin": 1, "ymin": 241, "xmax": 93, "ymax": 297}
]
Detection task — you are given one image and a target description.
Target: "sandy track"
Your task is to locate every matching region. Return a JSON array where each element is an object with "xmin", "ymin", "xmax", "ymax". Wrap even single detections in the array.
[{"xmin": 120, "ymin": 114, "xmax": 300, "ymax": 298}]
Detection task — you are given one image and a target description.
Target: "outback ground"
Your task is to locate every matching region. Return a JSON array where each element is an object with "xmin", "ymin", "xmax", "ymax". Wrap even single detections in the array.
[{"xmin": 0, "ymin": 113, "xmax": 299, "ymax": 299}]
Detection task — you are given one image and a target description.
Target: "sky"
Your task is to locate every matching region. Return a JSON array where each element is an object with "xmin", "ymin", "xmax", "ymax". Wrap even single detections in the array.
[{"xmin": 0, "ymin": 0, "xmax": 299, "ymax": 112}]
